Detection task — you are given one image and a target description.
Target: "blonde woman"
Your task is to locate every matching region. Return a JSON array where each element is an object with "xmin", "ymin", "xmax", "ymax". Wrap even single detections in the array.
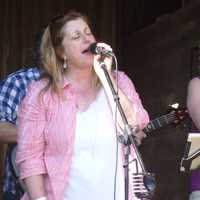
[{"xmin": 16, "ymin": 11, "xmax": 149, "ymax": 200}]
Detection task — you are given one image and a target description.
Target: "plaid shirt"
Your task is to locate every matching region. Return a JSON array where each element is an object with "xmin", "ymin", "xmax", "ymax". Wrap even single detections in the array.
[{"xmin": 0, "ymin": 67, "xmax": 40, "ymax": 199}]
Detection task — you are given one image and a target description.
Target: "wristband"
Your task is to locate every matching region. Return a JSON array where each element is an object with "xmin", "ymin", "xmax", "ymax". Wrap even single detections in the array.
[{"xmin": 35, "ymin": 197, "xmax": 47, "ymax": 200}]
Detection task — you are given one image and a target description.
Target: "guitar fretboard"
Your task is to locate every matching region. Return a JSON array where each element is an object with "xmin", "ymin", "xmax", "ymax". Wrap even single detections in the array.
[{"xmin": 143, "ymin": 112, "xmax": 176, "ymax": 134}]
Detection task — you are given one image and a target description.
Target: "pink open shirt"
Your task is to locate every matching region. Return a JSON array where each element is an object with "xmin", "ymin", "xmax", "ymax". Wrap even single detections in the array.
[{"xmin": 16, "ymin": 71, "xmax": 149, "ymax": 200}]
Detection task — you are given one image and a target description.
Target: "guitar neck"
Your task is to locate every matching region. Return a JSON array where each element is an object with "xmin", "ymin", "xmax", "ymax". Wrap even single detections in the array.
[{"xmin": 143, "ymin": 112, "xmax": 175, "ymax": 134}]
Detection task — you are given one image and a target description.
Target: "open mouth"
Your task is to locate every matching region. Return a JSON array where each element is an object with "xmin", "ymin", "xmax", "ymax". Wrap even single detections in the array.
[
  {"xmin": 82, "ymin": 44, "xmax": 92, "ymax": 54},
  {"xmin": 82, "ymin": 49, "xmax": 89, "ymax": 54}
]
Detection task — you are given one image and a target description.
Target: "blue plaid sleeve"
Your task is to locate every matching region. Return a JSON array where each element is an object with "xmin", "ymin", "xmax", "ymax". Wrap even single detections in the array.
[
  {"xmin": 0, "ymin": 67, "xmax": 40, "ymax": 125},
  {"xmin": 0, "ymin": 77, "xmax": 23, "ymax": 124}
]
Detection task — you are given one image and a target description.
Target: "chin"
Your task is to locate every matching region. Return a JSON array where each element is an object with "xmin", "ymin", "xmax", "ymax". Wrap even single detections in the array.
[{"xmin": 82, "ymin": 60, "xmax": 93, "ymax": 69}]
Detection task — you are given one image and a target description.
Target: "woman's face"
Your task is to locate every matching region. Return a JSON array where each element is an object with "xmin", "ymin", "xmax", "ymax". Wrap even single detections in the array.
[{"xmin": 61, "ymin": 18, "xmax": 96, "ymax": 70}]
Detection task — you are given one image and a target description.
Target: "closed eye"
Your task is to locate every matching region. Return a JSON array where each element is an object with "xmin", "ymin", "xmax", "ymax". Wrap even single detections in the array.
[
  {"xmin": 71, "ymin": 33, "xmax": 80, "ymax": 40},
  {"xmin": 85, "ymin": 30, "xmax": 92, "ymax": 35}
]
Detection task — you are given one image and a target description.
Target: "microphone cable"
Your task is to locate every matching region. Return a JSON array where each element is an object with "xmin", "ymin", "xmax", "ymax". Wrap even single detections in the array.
[{"xmin": 113, "ymin": 53, "xmax": 119, "ymax": 200}]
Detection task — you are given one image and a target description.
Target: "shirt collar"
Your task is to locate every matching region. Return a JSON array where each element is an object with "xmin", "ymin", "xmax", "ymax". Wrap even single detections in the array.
[{"xmin": 62, "ymin": 77, "xmax": 71, "ymax": 89}]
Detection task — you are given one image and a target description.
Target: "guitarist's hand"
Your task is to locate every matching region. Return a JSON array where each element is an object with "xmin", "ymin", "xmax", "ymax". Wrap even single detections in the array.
[{"xmin": 134, "ymin": 130, "xmax": 147, "ymax": 146}]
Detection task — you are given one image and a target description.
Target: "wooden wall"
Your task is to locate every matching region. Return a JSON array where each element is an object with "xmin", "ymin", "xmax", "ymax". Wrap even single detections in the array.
[
  {"xmin": 0, "ymin": 0, "xmax": 122, "ymax": 78},
  {"xmin": 1, "ymin": 0, "xmax": 200, "ymax": 199},
  {"xmin": 123, "ymin": 1, "xmax": 200, "ymax": 199}
]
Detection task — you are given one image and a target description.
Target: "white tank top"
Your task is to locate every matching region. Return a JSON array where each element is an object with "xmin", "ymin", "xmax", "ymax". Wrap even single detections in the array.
[{"xmin": 64, "ymin": 89, "xmax": 124, "ymax": 200}]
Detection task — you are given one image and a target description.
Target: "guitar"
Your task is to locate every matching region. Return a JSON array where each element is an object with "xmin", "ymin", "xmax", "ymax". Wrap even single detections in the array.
[
  {"xmin": 131, "ymin": 103, "xmax": 188, "ymax": 199},
  {"xmin": 143, "ymin": 103, "xmax": 188, "ymax": 135},
  {"xmin": 118, "ymin": 103, "xmax": 188, "ymax": 145},
  {"xmin": 132, "ymin": 173, "xmax": 155, "ymax": 199}
]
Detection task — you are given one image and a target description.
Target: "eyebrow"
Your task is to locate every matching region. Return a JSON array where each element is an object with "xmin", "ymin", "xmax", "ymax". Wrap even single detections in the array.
[{"xmin": 71, "ymin": 27, "xmax": 91, "ymax": 34}]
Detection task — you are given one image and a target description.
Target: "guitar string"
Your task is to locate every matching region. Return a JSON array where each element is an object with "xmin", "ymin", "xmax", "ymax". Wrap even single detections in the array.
[{"xmin": 144, "ymin": 111, "xmax": 185, "ymax": 132}]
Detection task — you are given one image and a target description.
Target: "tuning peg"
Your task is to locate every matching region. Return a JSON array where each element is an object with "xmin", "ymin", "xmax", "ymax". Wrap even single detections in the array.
[{"xmin": 169, "ymin": 102, "xmax": 179, "ymax": 109}]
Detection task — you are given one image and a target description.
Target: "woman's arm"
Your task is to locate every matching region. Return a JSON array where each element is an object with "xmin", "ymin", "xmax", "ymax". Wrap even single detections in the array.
[
  {"xmin": 93, "ymin": 47, "xmax": 149, "ymax": 144},
  {"xmin": 24, "ymin": 175, "xmax": 46, "ymax": 199},
  {"xmin": 16, "ymin": 82, "xmax": 47, "ymax": 199},
  {"xmin": 93, "ymin": 53, "xmax": 149, "ymax": 129},
  {"xmin": 187, "ymin": 77, "xmax": 200, "ymax": 131}
]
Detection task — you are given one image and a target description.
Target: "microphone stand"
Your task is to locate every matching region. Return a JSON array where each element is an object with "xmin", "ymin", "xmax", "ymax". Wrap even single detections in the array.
[
  {"xmin": 180, "ymin": 141, "xmax": 200, "ymax": 172},
  {"xmin": 180, "ymin": 149, "xmax": 200, "ymax": 172},
  {"xmin": 99, "ymin": 61, "xmax": 155, "ymax": 200}
]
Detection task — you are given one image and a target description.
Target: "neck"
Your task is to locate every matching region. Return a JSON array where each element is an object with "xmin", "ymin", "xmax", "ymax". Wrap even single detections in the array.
[{"xmin": 66, "ymin": 67, "xmax": 94, "ymax": 90}]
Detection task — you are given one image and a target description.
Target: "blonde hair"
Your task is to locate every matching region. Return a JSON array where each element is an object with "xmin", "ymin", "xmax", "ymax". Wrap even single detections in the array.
[{"xmin": 38, "ymin": 11, "xmax": 101, "ymax": 96}]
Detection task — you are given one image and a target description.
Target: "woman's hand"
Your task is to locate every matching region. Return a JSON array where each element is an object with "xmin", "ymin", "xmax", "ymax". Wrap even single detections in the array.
[
  {"xmin": 93, "ymin": 42, "xmax": 113, "ymax": 75},
  {"xmin": 133, "ymin": 129, "xmax": 147, "ymax": 146}
]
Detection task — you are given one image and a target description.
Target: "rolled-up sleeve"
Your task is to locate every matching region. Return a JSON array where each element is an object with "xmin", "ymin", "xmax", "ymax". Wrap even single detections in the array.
[
  {"xmin": 0, "ymin": 78, "xmax": 21, "ymax": 124},
  {"xmin": 16, "ymin": 83, "xmax": 47, "ymax": 180},
  {"xmin": 118, "ymin": 72, "xmax": 149, "ymax": 129}
]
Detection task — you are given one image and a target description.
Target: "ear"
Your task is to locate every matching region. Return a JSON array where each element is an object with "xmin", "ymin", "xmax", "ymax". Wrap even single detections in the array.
[{"xmin": 56, "ymin": 46, "xmax": 65, "ymax": 60}]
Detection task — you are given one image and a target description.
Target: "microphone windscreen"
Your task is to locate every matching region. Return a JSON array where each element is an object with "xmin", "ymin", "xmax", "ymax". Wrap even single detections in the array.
[{"xmin": 89, "ymin": 42, "xmax": 98, "ymax": 54}]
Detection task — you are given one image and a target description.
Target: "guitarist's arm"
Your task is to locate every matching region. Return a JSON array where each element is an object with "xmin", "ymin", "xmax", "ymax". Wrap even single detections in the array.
[
  {"xmin": 0, "ymin": 73, "xmax": 25, "ymax": 144},
  {"xmin": 187, "ymin": 77, "xmax": 200, "ymax": 131},
  {"xmin": 0, "ymin": 122, "xmax": 17, "ymax": 143}
]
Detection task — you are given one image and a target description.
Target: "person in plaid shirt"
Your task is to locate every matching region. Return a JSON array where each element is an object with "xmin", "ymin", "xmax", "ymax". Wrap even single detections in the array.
[{"xmin": 0, "ymin": 67, "xmax": 40, "ymax": 199}]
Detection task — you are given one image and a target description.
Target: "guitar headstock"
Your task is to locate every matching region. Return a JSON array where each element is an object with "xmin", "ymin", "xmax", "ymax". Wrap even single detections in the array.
[{"xmin": 167, "ymin": 103, "xmax": 189, "ymax": 126}]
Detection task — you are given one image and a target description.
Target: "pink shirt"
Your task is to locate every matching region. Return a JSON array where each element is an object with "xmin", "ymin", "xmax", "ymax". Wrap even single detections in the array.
[{"xmin": 16, "ymin": 71, "xmax": 149, "ymax": 200}]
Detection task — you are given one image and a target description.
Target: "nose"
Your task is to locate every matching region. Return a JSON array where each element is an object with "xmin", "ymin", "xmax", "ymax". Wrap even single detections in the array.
[{"xmin": 82, "ymin": 34, "xmax": 93, "ymax": 43}]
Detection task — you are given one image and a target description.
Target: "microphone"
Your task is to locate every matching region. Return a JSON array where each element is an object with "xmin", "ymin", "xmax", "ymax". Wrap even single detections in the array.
[{"xmin": 89, "ymin": 42, "xmax": 114, "ymax": 57}]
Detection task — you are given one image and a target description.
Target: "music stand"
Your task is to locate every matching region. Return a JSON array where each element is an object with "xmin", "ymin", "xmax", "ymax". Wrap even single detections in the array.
[{"xmin": 180, "ymin": 133, "xmax": 200, "ymax": 172}]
